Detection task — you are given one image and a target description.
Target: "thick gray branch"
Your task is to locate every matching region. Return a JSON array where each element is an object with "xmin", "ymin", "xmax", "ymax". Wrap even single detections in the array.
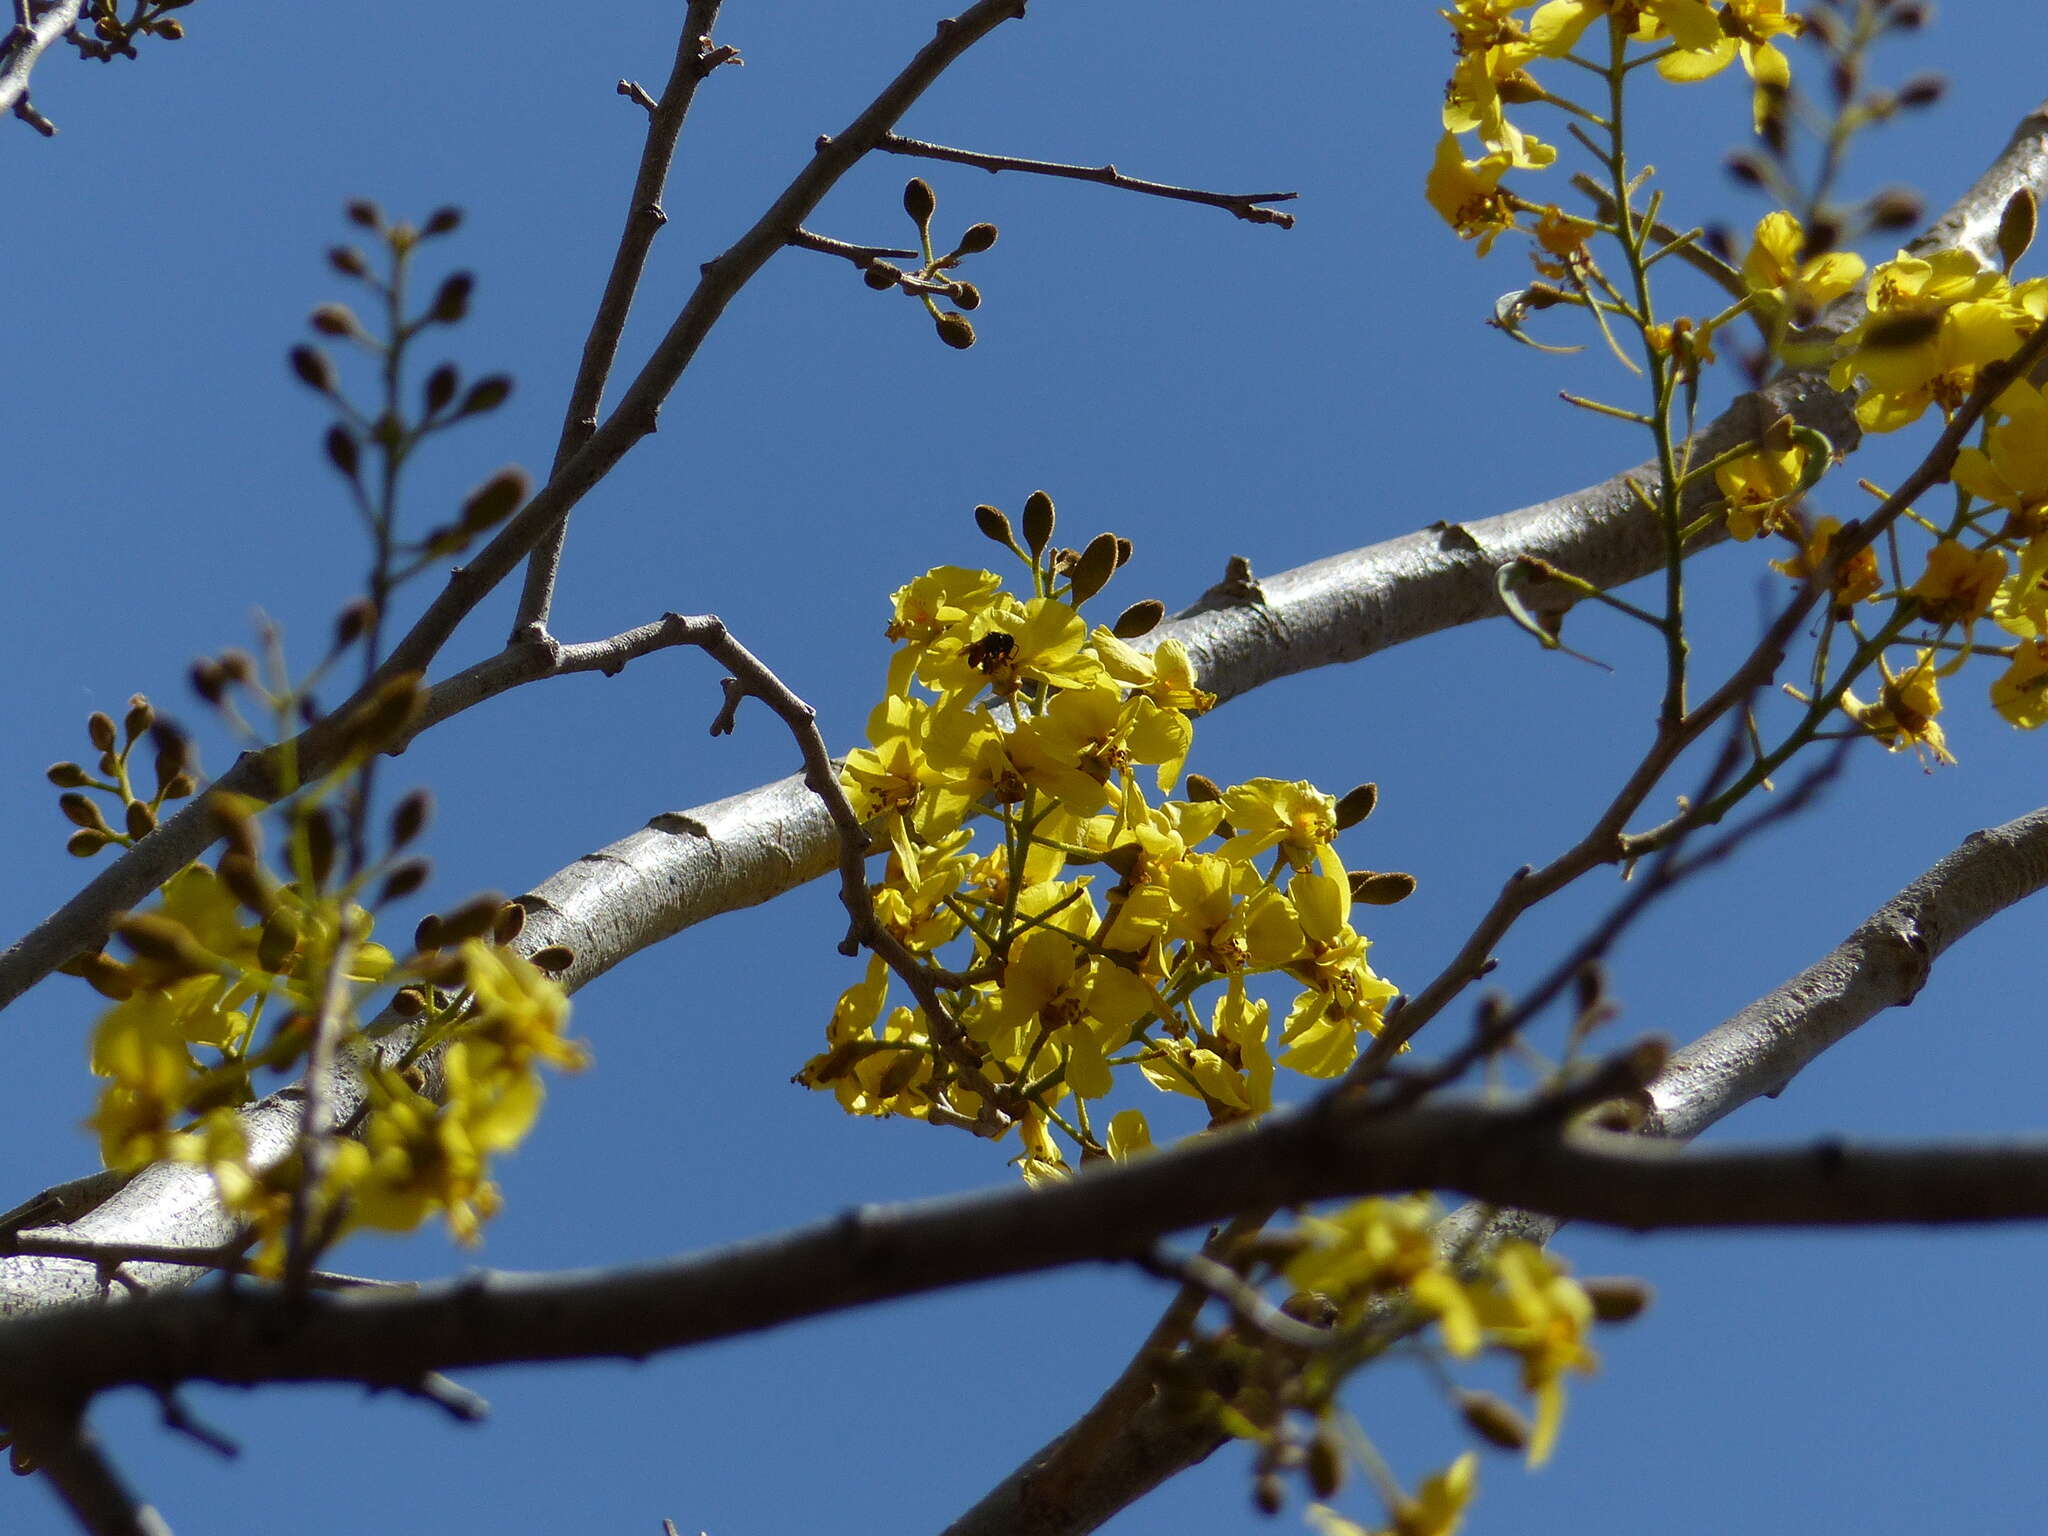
[{"xmin": 14, "ymin": 1096, "xmax": 2048, "ymax": 1409}]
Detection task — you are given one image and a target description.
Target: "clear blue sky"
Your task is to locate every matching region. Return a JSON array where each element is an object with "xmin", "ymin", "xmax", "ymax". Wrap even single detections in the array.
[{"xmin": 6, "ymin": 4, "xmax": 2048, "ymax": 1533}]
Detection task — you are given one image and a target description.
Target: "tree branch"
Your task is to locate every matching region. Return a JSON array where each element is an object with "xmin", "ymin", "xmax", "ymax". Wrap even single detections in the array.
[
  {"xmin": 874, "ymin": 131, "xmax": 1298, "ymax": 226},
  {"xmin": 513, "ymin": 1, "xmax": 733, "ymax": 639},
  {"xmin": 0, "ymin": 0, "xmax": 1031, "ymax": 1016},
  {"xmin": 17, "ymin": 1092, "xmax": 2048, "ymax": 1407},
  {"xmin": 0, "ymin": 0, "xmax": 82, "ymax": 136}
]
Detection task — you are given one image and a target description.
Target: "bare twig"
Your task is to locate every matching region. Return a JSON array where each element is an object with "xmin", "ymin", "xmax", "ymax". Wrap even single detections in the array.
[
  {"xmin": 786, "ymin": 227, "xmax": 922, "ymax": 266},
  {"xmin": 514, "ymin": 2, "xmax": 732, "ymax": 638},
  {"xmin": 0, "ymin": 0, "xmax": 1031, "ymax": 1015},
  {"xmin": 875, "ymin": 131, "xmax": 1298, "ymax": 227}
]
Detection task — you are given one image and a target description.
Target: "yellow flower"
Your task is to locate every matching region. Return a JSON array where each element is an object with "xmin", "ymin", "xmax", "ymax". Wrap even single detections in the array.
[
  {"xmin": 1831, "ymin": 251, "xmax": 2024, "ymax": 433},
  {"xmin": 1472, "ymin": 1241, "xmax": 1597, "ymax": 1465},
  {"xmin": 1991, "ymin": 639, "xmax": 2048, "ymax": 728},
  {"xmin": 1769, "ymin": 515, "xmax": 1880, "ymax": 608},
  {"xmin": 1740, "ymin": 211, "xmax": 1865, "ymax": 328},
  {"xmin": 87, "ymin": 989, "xmax": 199, "ymax": 1168},
  {"xmin": 1425, "ymin": 135, "xmax": 1518, "ymax": 257},
  {"xmin": 1658, "ymin": 0, "xmax": 1802, "ymax": 130},
  {"xmin": 1953, "ymin": 380, "xmax": 2048, "ymax": 529},
  {"xmin": 1908, "ymin": 541, "xmax": 2006, "ymax": 628},
  {"xmin": 1840, "ymin": 651, "xmax": 1955, "ymax": 765},
  {"xmin": 1530, "ymin": 0, "xmax": 1723, "ymax": 59},
  {"xmin": 1442, "ymin": 1, "xmax": 1556, "ymax": 171},
  {"xmin": 1714, "ymin": 438, "xmax": 1805, "ymax": 541}
]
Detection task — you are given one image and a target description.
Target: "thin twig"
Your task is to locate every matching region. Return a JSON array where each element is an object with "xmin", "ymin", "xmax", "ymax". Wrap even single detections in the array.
[
  {"xmin": 875, "ymin": 131, "xmax": 1298, "ymax": 227},
  {"xmin": 787, "ymin": 227, "xmax": 921, "ymax": 265},
  {"xmin": 0, "ymin": 2, "xmax": 1032, "ymax": 1015},
  {"xmin": 515, "ymin": 2, "xmax": 733, "ymax": 638}
]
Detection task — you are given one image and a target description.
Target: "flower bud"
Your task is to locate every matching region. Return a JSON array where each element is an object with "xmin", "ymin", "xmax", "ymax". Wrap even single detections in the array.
[
  {"xmin": 903, "ymin": 177, "xmax": 937, "ymax": 229},
  {"xmin": 863, "ymin": 260, "xmax": 903, "ymax": 290},
  {"xmin": 1334, "ymin": 783, "xmax": 1378, "ymax": 829},
  {"xmin": 974, "ymin": 504, "xmax": 1015, "ymax": 548},
  {"xmin": 1112, "ymin": 599, "xmax": 1164, "ymax": 638},
  {"xmin": 1348, "ymin": 870, "xmax": 1417, "ymax": 905},
  {"xmin": 1457, "ymin": 1389, "xmax": 1532, "ymax": 1452},
  {"xmin": 1581, "ymin": 1275, "xmax": 1655, "ymax": 1322},
  {"xmin": 47, "ymin": 762, "xmax": 90, "ymax": 788},
  {"xmin": 1022, "ymin": 490, "xmax": 1055, "ymax": 556},
  {"xmin": 88, "ymin": 712, "xmax": 117, "ymax": 752},
  {"xmin": 934, "ymin": 312, "xmax": 977, "ymax": 349},
  {"xmin": 954, "ymin": 221, "xmax": 998, "ymax": 254}
]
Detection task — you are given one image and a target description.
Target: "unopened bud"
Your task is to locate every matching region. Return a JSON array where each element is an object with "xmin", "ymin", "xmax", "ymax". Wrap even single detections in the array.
[
  {"xmin": 934, "ymin": 312, "xmax": 977, "ymax": 349},
  {"xmin": 1457, "ymin": 1389, "xmax": 1532, "ymax": 1452},
  {"xmin": 87, "ymin": 712, "xmax": 117, "ymax": 752},
  {"xmin": 1582, "ymin": 1275, "xmax": 1655, "ymax": 1322},
  {"xmin": 903, "ymin": 177, "xmax": 936, "ymax": 228},
  {"xmin": 954, "ymin": 221, "xmax": 998, "ymax": 254}
]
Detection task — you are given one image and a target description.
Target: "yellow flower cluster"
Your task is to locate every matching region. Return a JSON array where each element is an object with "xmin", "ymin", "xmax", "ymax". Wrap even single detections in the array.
[
  {"xmin": 81, "ymin": 840, "xmax": 580, "ymax": 1265},
  {"xmin": 1429, "ymin": 0, "xmax": 1801, "ymax": 253},
  {"xmin": 1707, "ymin": 213, "xmax": 2048, "ymax": 754},
  {"xmin": 804, "ymin": 502, "xmax": 1406, "ymax": 1180},
  {"xmin": 1286, "ymin": 1200, "xmax": 1599, "ymax": 1467}
]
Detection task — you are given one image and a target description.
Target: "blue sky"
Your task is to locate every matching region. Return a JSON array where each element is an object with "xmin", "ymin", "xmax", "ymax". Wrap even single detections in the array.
[{"xmin": 6, "ymin": 4, "xmax": 2048, "ymax": 1533}]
